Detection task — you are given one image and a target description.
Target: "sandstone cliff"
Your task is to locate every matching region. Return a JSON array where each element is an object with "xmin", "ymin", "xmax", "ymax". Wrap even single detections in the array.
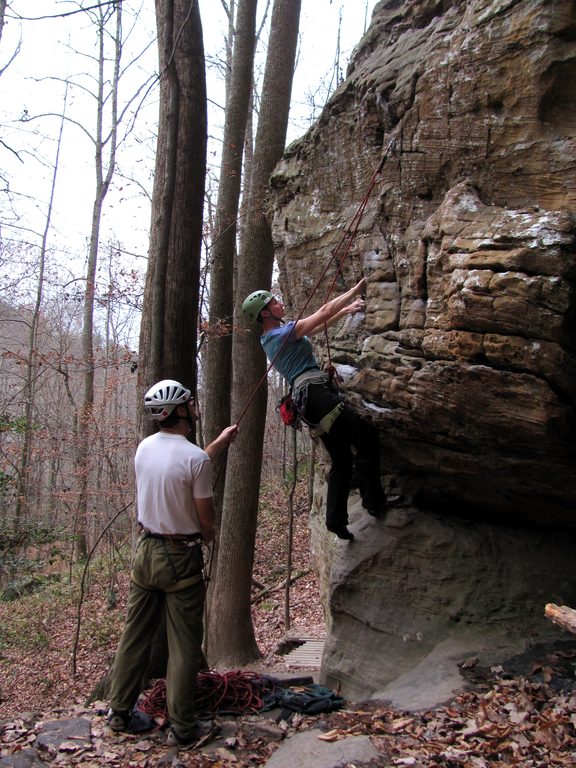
[{"xmin": 268, "ymin": 0, "xmax": 576, "ymax": 705}]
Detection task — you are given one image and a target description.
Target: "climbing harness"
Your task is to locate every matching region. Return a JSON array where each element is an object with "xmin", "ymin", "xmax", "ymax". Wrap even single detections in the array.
[
  {"xmin": 235, "ymin": 138, "xmax": 396, "ymax": 428},
  {"xmin": 279, "ymin": 369, "xmax": 344, "ymax": 437},
  {"xmin": 275, "ymin": 682, "xmax": 345, "ymax": 719}
]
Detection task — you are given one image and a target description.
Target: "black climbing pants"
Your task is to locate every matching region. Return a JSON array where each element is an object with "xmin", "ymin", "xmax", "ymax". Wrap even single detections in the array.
[{"xmin": 303, "ymin": 383, "xmax": 386, "ymax": 531}]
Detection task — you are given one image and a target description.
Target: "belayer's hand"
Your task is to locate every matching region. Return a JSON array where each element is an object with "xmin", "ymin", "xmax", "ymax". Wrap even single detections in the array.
[
  {"xmin": 206, "ymin": 425, "xmax": 239, "ymax": 460},
  {"xmin": 221, "ymin": 425, "xmax": 239, "ymax": 444}
]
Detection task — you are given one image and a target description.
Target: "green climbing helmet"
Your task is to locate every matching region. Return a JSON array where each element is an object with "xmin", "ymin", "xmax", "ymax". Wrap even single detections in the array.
[{"xmin": 242, "ymin": 290, "xmax": 274, "ymax": 322}]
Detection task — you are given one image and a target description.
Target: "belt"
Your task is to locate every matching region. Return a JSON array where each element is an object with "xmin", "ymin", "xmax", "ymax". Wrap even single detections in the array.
[{"xmin": 141, "ymin": 528, "xmax": 203, "ymax": 543}]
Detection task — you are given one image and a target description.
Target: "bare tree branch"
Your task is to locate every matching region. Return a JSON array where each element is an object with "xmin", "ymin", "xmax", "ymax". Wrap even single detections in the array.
[
  {"xmin": 0, "ymin": 138, "xmax": 24, "ymax": 162},
  {"xmin": 6, "ymin": 1, "xmax": 120, "ymax": 23},
  {"xmin": 0, "ymin": 34, "xmax": 22, "ymax": 78}
]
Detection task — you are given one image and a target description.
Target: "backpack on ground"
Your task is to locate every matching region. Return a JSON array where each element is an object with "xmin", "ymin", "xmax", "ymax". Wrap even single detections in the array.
[{"xmin": 276, "ymin": 683, "xmax": 345, "ymax": 718}]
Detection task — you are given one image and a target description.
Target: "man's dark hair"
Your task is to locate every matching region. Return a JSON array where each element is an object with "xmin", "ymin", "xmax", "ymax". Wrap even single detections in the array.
[{"xmin": 158, "ymin": 408, "xmax": 182, "ymax": 429}]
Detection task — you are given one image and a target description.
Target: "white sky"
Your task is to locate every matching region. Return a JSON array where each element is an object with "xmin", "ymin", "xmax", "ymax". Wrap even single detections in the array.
[
  {"xmin": 200, "ymin": 0, "xmax": 375, "ymax": 145},
  {"xmin": 0, "ymin": 1, "xmax": 376, "ymax": 303}
]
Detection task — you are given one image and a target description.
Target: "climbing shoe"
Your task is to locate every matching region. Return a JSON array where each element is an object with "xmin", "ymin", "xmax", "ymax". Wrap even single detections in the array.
[
  {"xmin": 366, "ymin": 501, "xmax": 388, "ymax": 517},
  {"xmin": 166, "ymin": 720, "xmax": 218, "ymax": 748},
  {"xmin": 328, "ymin": 526, "xmax": 354, "ymax": 541},
  {"xmin": 365, "ymin": 495, "xmax": 408, "ymax": 516},
  {"xmin": 106, "ymin": 708, "xmax": 130, "ymax": 732}
]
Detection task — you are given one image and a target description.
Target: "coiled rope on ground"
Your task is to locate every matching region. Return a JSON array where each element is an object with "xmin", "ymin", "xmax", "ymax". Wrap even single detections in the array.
[{"xmin": 139, "ymin": 670, "xmax": 282, "ymax": 719}]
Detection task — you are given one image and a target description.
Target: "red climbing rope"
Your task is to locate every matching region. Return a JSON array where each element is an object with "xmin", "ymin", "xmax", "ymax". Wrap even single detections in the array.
[
  {"xmin": 321, "ymin": 140, "xmax": 396, "ymax": 379},
  {"xmin": 138, "ymin": 670, "xmax": 281, "ymax": 720}
]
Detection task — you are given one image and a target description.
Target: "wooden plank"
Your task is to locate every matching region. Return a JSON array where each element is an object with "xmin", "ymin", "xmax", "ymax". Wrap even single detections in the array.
[{"xmin": 283, "ymin": 639, "xmax": 325, "ymax": 667}]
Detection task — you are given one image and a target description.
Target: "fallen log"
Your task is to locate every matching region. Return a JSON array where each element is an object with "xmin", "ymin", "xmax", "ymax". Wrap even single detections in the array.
[
  {"xmin": 544, "ymin": 603, "xmax": 576, "ymax": 635},
  {"xmin": 251, "ymin": 569, "xmax": 310, "ymax": 604}
]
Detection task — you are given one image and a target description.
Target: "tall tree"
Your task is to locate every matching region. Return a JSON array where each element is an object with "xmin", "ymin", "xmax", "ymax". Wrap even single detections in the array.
[
  {"xmin": 77, "ymin": 1, "xmax": 123, "ymax": 557},
  {"xmin": 137, "ymin": 0, "xmax": 207, "ymax": 431},
  {"xmin": 203, "ymin": 0, "xmax": 258, "ymax": 581},
  {"xmin": 14, "ymin": 83, "xmax": 69, "ymax": 525},
  {"xmin": 92, "ymin": 0, "xmax": 207, "ymax": 697},
  {"xmin": 208, "ymin": 0, "xmax": 302, "ymax": 666}
]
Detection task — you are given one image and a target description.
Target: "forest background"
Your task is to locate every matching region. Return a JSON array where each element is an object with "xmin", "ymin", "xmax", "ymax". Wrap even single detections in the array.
[{"xmin": 0, "ymin": 0, "xmax": 375, "ymax": 695}]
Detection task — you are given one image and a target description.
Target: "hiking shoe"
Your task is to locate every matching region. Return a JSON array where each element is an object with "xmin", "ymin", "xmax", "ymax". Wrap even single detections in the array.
[
  {"xmin": 327, "ymin": 526, "xmax": 354, "ymax": 541},
  {"xmin": 106, "ymin": 708, "xmax": 130, "ymax": 732},
  {"xmin": 166, "ymin": 720, "xmax": 217, "ymax": 748}
]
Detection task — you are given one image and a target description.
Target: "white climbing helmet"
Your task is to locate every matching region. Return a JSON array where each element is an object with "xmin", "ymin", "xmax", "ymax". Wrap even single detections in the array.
[{"xmin": 144, "ymin": 379, "xmax": 191, "ymax": 420}]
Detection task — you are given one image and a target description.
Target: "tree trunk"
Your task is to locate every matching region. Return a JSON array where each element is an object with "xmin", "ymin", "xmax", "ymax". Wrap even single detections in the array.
[
  {"xmin": 130, "ymin": 0, "xmax": 207, "ymax": 691},
  {"xmin": 203, "ymin": 0, "xmax": 258, "ymax": 616},
  {"xmin": 77, "ymin": 2, "xmax": 122, "ymax": 557},
  {"xmin": 0, "ymin": 0, "xmax": 6, "ymax": 48},
  {"xmin": 137, "ymin": 0, "xmax": 207, "ymax": 438},
  {"xmin": 208, "ymin": 0, "xmax": 302, "ymax": 666},
  {"xmin": 15, "ymin": 84, "xmax": 69, "ymax": 526},
  {"xmin": 284, "ymin": 427, "xmax": 297, "ymax": 631}
]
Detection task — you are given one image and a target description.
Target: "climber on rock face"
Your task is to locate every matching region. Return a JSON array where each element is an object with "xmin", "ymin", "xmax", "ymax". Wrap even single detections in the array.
[{"xmin": 242, "ymin": 278, "xmax": 388, "ymax": 541}]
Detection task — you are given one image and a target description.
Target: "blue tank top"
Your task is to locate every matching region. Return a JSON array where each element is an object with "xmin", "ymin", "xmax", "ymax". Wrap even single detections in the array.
[{"xmin": 261, "ymin": 321, "xmax": 319, "ymax": 386}]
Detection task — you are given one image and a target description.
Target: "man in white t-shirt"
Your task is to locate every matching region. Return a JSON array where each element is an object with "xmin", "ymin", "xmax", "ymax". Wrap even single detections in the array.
[{"xmin": 107, "ymin": 379, "xmax": 238, "ymax": 748}]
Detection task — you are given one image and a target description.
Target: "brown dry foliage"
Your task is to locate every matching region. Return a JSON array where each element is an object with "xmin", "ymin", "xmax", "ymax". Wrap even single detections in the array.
[{"xmin": 0, "ymin": 477, "xmax": 322, "ymax": 719}]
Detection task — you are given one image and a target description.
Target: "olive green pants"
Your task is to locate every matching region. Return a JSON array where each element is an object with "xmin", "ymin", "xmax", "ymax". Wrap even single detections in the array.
[{"xmin": 109, "ymin": 535, "xmax": 206, "ymax": 739}]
